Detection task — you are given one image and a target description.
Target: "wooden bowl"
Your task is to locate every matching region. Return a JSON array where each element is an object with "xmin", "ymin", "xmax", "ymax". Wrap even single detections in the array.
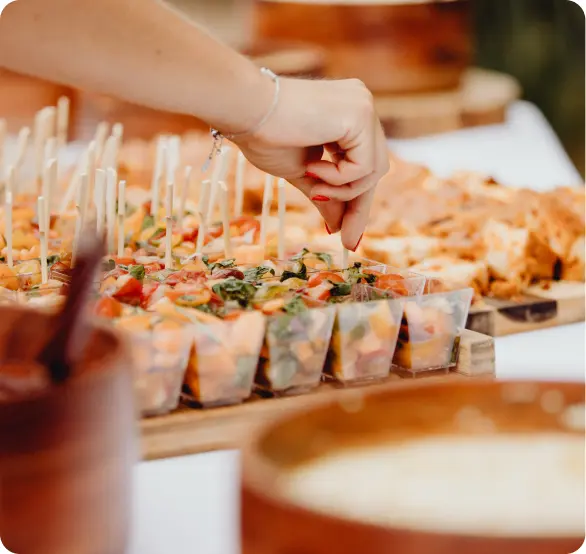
[
  {"xmin": 0, "ymin": 306, "xmax": 136, "ymax": 554},
  {"xmin": 254, "ymin": 0, "xmax": 473, "ymax": 94},
  {"xmin": 242, "ymin": 380, "xmax": 585, "ymax": 553},
  {"xmin": 245, "ymin": 40, "xmax": 327, "ymax": 77}
]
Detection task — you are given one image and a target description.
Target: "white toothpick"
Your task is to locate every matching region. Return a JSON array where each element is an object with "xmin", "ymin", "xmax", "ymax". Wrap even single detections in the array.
[
  {"xmin": 101, "ymin": 135, "xmax": 119, "ymax": 171},
  {"xmin": 117, "ymin": 180, "xmax": 126, "ymax": 258},
  {"xmin": 93, "ymin": 122, "xmax": 110, "ymax": 164},
  {"xmin": 59, "ymin": 147, "xmax": 88, "ymax": 214},
  {"xmin": 56, "ymin": 96, "xmax": 70, "ymax": 148},
  {"xmin": 178, "ymin": 165, "xmax": 192, "ymax": 224},
  {"xmin": 86, "ymin": 140, "xmax": 96, "ymax": 213},
  {"xmin": 106, "ymin": 168, "xmax": 117, "ymax": 254},
  {"xmin": 5, "ymin": 188, "xmax": 13, "ymax": 268},
  {"xmin": 151, "ymin": 136, "xmax": 167, "ymax": 216},
  {"xmin": 165, "ymin": 181, "xmax": 174, "ymax": 269},
  {"xmin": 277, "ymin": 178, "xmax": 286, "ymax": 260},
  {"xmin": 167, "ymin": 135, "xmax": 181, "ymax": 184},
  {"xmin": 195, "ymin": 179, "xmax": 211, "ymax": 256},
  {"xmin": 112, "ymin": 123, "xmax": 124, "ymax": 140},
  {"xmin": 14, "ymin": 127, "xmax": 30, "ymax": 193},
  {"xmin": 38, "ymin": 196, "xmax": 48, "ymax": 285},
  {"xmin": 342, "ymin": 247, "xmax": 349, "ymax": 270},
  {"xmin": 259, "ymin": 174, "xmax": 274, "ymax": 255},
  {"xmin": 34, "ymin": 107, "xmax": 56, "ymax": 190},
  {"xmin": 44, "ymin": 137, "xmax": 57, "ymax": 167},
  {"xmin": 42, "ymin": 158, "xmax": 57, "ymax": 224},
  {"xmin": 234, "ymin": 151, "xmax": 246, "ymax": 217},
  {"xmin": 206, "ymin": 146, "xmax": 232, "ymax": 222},
  {"xmin": 220, "ymin": 181, "xmax": 232, "ymax": 259},
  {"xmin": 0, "ymin": 119, "xmax": 6, "ymax": 187},
  {"xmin": 94, "ymin": 169, "xmax": 106, "ymax": 236},
  {"xmin": 72, "ymin": 173, "xmax": 89, "ymax": 268}
]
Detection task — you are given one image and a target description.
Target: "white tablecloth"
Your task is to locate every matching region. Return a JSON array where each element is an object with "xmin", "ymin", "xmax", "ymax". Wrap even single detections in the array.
[{"xmin": 130, "ymin": 102, "xmax": 585, "ymax": 554}]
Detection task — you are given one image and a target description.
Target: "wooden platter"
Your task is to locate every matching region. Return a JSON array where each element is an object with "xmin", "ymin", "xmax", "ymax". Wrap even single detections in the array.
[
  {"xmin": 375, "ymin": 68, "xmax": 522, "ymax": 138},
  {"xmin": 467, "ymin": 281, "xmax": 585, "ymax": 337},
  {"xmin": 140, "ymin": 329, "xmax": 495, "ymax": 461}
]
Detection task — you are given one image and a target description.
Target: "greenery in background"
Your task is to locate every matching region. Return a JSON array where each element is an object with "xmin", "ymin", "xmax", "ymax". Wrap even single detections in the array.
[{"xmin": 473, "ymin": 0, "xmax": 585, "ymax": 177}]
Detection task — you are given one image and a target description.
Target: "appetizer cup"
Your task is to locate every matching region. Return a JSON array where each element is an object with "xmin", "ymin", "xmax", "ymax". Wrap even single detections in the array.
[
  {"xmin": 185, "ymin": 310, "xmax": 266, "ymax": 407},
  {"xmin": 242, "ymin": 380, "xmax": 585, "ymax": 554},
  {"xmin": 328, "ymin": 295, "xmax": 405, "ymax": 385},
  {"xmin": 0, "ymin": 306, "xmax": 136, "ymax": 554},
  {"xmin": 120, "ymin": 318, "xmax": 193, "ymax": 416},
  {"xmin": 256, "ymin": 298, "xmax": 336, "ymax": 395},
  {"xmin": 393, "ymin": 288, "xmax": 474, "ymax": 375}
]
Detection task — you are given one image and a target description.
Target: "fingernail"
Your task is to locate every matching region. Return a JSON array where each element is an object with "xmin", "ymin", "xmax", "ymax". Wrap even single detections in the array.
[
  {"xmin": 312, "ymin": 195, "xmax": 330, "ymax": 202},
  {"xmin": 305, "ymin": 171, "xmax": 320, "ymax": 180},
  {"xmin": 325, "ymin": 223, "xmax": 331, "ymax": 235},
  {"xmin": 351, "ymin": 233, "xmax": 364, "ymax": 252}
]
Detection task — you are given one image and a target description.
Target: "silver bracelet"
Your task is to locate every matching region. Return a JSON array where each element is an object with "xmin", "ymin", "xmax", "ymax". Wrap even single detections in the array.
[{"xmin": 203, "ymin": 67, "xmax": 280, "ymax": 172}]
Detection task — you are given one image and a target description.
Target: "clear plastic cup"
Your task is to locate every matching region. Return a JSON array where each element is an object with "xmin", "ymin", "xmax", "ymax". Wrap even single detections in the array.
[
  {"xmin": 328, "ymin": 296, "xmax": 405, "ymax": 384},
  {"xmin": 184, "ymin": 310, "xmax": 266, "ymax": 407},
  {"xmin": 256, "ymin": 300, "xmax": 336, "ymax": 395},
  {"xmin": 122, "ymin": 320, "xmax": 193, "ymax": 416},
  {"xmin": 393, "ymin": 288, "xmax": 474, "ymax": 375}
]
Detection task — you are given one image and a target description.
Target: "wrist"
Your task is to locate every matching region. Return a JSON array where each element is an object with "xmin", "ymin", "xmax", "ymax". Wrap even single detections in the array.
[{"xmin": 207, "ymin": 61, "xmax": 276, "ymax": 137}]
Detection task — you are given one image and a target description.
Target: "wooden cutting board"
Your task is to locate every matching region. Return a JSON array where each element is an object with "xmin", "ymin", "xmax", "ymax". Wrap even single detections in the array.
[
  {"xmin": 140, "ymin": 329, "xmax": 495, "ymax": 461},
  {"xmin": 376, "ymin": 68, "xmax": 522, "ymax": 138},
  {"xmin": 467, "ymin": 281, "xmax": 585, "ymax": 337}
]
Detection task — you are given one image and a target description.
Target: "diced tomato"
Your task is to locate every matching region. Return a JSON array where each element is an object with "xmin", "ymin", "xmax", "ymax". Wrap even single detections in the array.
[
  {"xmin": 307, "ymin": 271, "xmax": 345, "ymax": 288},
  {"xmin": 165, "ymin": 269, "xmax": 206, "ymax": 287},
  {"xmin": 305, "ymin": 281, "xmax": 333, "ymax": 301},
  {"xmin": 182, "ymin": 228, "xmax": 198, "ymax": 242},
  {"xmin": 112, "ymin": 276, "xmax": 143, "ymax": 306},
  {"xmin": 144, "ymin": 262, "xmax": 164, "ymax": 274},
  {"xmin": 207, "ymin": 224, "xmax": 223, "ymax": 239},
  {"xmin": 231, "ymin": 216, "xmax": 261, "ymax": 240},
  {"xmin": 375, "ymin": 274, "xmax": 408, "ymax": 296},
  {"xmin": 140, "ymin": 281, "xmax": 160, "ymax": 309},
  {"xmin": 112, "ymin": 256, "xmax": 135, "ymax": 266},
  {"xmin": 223, "ymin": 311, "xmax": 243, "ymax": 321},
  {"xmin": 104, "ymin": 267, "xmax": 129, "ymax": 280},
  {"xmin": 94, "ymin": 296, "xmax": 123, "ymax": 319}
]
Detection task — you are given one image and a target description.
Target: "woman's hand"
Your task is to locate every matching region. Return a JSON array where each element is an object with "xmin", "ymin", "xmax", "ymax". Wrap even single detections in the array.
[{"xmin": 234, "ymin": 77, "xmax": 390, "ymax": 251}]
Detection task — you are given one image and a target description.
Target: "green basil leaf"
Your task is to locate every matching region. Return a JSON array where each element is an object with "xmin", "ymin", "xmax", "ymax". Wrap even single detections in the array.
[{"xmin": 129, "ymin": 265, "xmax": 146, "ymax": 281}]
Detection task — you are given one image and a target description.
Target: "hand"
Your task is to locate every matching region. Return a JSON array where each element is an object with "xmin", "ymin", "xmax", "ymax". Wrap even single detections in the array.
[{"xmin": 233, "ymin": 77, "xmax": 389, "ymax": 251}]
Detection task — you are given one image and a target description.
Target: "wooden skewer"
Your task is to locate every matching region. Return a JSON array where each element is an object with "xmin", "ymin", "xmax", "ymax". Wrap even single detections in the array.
[
  {"xmin": 14, "ymin": 126, "xmax": 30, "ymax": 194},
  {"xmin": 59, "ymin": 147, "xmax": 89, "ymax": 215},
  {"xmin": 94, "ymin": 169, "xmax": 106, "ymax": 237},
  {"xmin": 219, "ymin": 181, "xmax": 232, "ymax": 259},
  {"xmin": 44, "ymin": 137, "xmax": 57, "ymax": 167},
  {"xmin": 56, "ymin": 96, "xmax": 70, "ymax": 148},
  {"xmin": 101, "ymin": 135, "xmax": 119, "ymax": 171},
  {"xmin": 259, "ymin": 174, "xmax": 274, "ymax": 255},
  {"xmin": 206, "ymin": 146, "xmax": 232, "ymax": 222},
  {"xmin": 86, "ymin": 141, "xmax": 97, "ymax": 210},
  {"xmin": 42, "ymin": 158, "xmax": 57, "ymax": 224},
  {"xmin": 34, "ymin": 107, "xmax": 56, "ymax": 192},
  {"xmin": 234, "ymin": 151, "xmax": 246, "ymax": 218},
  {"xmin": 195, "ymin": 179, "xmax": 211, "ymax": 256},
  {"xmin": 117, "ymin": 180, "xmax": 126, "ymax": 258},
  {"xmin": 72, "ymin": 173, "xmax": 89, "ymax": 268},
  {"xmin": 0, "ymin": 118, "xmax": 6, "ymax": 187},
  {"xmin": 151, "ymin": 136, "xmax": 167, "ymax": 217},
  {"xmin": 106, "ymin": 168, "xmax": 117, "ymax": 255},
  {"xmin": 178, "ymin": 165, "xmax": 192, "ymax": 224},
  {"xmin": 93, "ymin": 122, "xmax": 110, "ymax": 164},
  {"xmin": 5, "ymin": 188, "xmax": 13, "ymax": 268},
  {"xmin": 38, "ymin": 196, "xmax": 49, "ymax": 285},
  {"xmin": 167, "ymin": 135, "xmax": 181, "ymax": 184},
  {"xmin": 277, "ymin": 178, "xmax": 286, "ymax": 260},
  {"xmin": 342, "ymin": 247, "xmax": 349, "ymax": 270},
  {"xmin": 165, "ymin": 181, "xmax": 174, "ymax": 269},
  {"xmin": 112, "ymin": 123, "xmax": 124, "ymax": 140}
]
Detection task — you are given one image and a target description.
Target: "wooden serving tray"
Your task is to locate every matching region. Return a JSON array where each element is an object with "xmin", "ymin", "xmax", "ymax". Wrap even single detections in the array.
[
  {"xmin": 140, "ymin": 329, "xmax": 494, "ymax": 461},
  {"xmin": 467, "ymin": 281, "xmax": 585, "ymax": 337}
]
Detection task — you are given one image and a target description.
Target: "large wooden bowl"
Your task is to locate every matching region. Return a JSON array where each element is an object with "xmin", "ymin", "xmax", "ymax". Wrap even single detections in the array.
[
  {"xmin": 254, "ymin": 0, "xmax": 472, "ymax": 94},
  {"xmin": 0, "ymin": 306, "xmax": 136, "ymax": 554},
  {"xmin": 242, "ymin": 380, "xmax": 585, "ymax": 553}
]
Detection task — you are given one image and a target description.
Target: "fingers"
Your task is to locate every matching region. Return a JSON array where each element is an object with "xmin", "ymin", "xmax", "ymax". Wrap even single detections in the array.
[
  {"xmin": 309, "ymin": 175, "xmax": 376, "ymax": 202},
  {"xmin": 340, "ymin": 187, "xmax": 376, "ymax": 251},
  {"xmin": 305, "ymin": 120, "xmax": 376, "ymax": 186},
  {"xmin": 290, "ymin": 177, "xmax": 345, "ymax": 234}
]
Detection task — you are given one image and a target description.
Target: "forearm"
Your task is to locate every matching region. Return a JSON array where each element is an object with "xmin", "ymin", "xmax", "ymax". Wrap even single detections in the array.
[{"xmin": 0, "ymin": 0, "xmax": 271, "ymax": 133}]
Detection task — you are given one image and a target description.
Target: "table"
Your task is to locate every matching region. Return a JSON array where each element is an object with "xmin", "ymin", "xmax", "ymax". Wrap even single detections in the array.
[{"xmin": 130, "ymin": 102, "xmax": 584, "ymax": 554}]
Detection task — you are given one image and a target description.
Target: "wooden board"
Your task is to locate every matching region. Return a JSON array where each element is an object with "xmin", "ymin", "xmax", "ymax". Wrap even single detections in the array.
[
  {"xmin": 375, "ymin": 68, "xmax": 521, "ymax": 138},
  {"xmin": 467, "ymin": 281, "xmax": 585, "ymax": 337},
  {"xmin": 140, "ymin": 329, "xmax": 495, "ymax": 461}
]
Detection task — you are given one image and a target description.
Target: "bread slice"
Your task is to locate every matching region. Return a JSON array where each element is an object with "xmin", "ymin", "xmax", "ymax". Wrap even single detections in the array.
[{"xmin": 483, "ymin": 219, "xmax": 557, "ymax": 285}]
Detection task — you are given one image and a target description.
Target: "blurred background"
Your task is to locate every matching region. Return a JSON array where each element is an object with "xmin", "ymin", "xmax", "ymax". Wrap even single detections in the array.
[{"xmin": 1, "ymin": 0, "xmax": 583, "ymax": 176}]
